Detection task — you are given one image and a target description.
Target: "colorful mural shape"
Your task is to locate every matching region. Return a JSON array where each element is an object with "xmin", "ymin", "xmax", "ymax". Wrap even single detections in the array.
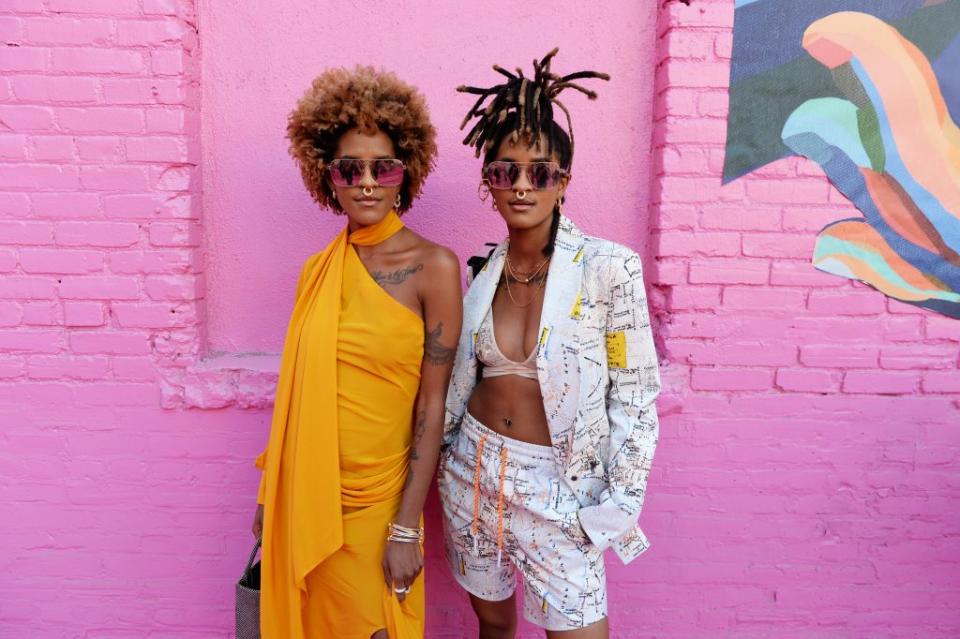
[{"xmin": 724, "ymin": 1, "xmax": 960, "ymax": 318}]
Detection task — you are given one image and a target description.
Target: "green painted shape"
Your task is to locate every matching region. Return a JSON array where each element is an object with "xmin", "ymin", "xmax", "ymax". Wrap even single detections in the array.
[
  {"xmin": 896, "ymin": 2, "xmax": 960, "ymax": 61},
  {"xmin": 723, "ymin": 55, "xmax": 836, "ymax": 182},
  {"xmin": 782, "ymin": 97, "xmax": 872, "ymax": 168},
  {"xmin": 832, "ymin": 64, "xmax": 885, "ymax": 173}
]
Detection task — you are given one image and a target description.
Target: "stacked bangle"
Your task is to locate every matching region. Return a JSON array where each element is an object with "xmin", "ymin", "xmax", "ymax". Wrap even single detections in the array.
[{"xmin": 387, "ymin": 522, "xmax": 423, "ymax": 543}]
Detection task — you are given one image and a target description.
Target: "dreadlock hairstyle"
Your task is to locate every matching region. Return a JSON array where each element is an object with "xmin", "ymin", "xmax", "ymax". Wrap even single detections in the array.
[{"xmin": 457, "ymin": 48, "xmax": 609, "ymax": 255}]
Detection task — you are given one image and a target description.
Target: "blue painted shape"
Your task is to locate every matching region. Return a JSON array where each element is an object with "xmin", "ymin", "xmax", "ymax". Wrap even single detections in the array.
[
  {"xmin": 730, "ymin": 0, "xmax": 925, "ymax": 84},
  {"xmin": 933, "ymin": 32, "xmax": 960, "ymax": 123},
  {"xmin": 782, "ymin": 122, "xmax": 960, "ymax": 291},
  {"xmin": 849, "ymin": 56, "xmax": 960, "ymax": 256}
]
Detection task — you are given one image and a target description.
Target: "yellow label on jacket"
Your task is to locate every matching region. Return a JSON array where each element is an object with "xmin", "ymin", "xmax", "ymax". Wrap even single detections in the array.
[
  {"xmin": 570, "ymin": 292, "xmax": 582, "ymax": 319},
  {"xmin": 606, "ymin": 331, "xmax": 627, "ymax": 368}
]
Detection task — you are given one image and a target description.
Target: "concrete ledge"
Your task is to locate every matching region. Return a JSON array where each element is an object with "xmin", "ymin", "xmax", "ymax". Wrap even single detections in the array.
[{"xmin": 160, "ymin": 352, "xmax": 280, "ymax": 410}]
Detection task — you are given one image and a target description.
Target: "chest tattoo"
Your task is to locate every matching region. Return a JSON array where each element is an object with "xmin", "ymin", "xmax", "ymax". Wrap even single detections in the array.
[{"xmin": 371, "ymin": 263, "xmax": 424, "ymax": 286}]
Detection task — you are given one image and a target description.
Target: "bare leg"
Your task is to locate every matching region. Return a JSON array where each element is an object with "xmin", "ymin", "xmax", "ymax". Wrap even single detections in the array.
[
  {"xmin": 545, "ymin": 616, "xmax": 608, "ymax": 639},
  {"xmin": 470, "ymin": 592, "xmax": 518, "ymax": 639}
]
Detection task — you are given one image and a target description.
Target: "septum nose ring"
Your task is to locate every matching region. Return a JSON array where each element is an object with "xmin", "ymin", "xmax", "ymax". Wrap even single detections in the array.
[
  {"xmin": 362, "ymin": 186, "xmax": 374, "ymax": 197},
  {"xmin": 516, "ymin": 190, "xmax": 527, "ymax": 200}
]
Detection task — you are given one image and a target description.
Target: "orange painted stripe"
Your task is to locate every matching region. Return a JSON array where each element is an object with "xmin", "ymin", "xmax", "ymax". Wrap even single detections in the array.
[
  {"xmin": 861, "ymin": 168, "xmax": 960, "ymax": 267},
  {"xmin": 821, "ymin": 220, "xmax": 947, "ymax": 291}
]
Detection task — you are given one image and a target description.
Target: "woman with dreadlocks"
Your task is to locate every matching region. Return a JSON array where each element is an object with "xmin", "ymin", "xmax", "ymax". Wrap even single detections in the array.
[
  {"xmin": 251, "ymin": 66, "xmax": 461, "ymax": 638},
  {"xmin": 438, "ymin": 49, "xmax": 661, "ymax": 637}
]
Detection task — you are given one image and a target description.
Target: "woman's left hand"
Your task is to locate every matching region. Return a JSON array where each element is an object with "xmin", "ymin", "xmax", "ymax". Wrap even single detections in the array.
[{"xmin": 382, "ymin": 540, "xmax": 423, "ymax": 603}]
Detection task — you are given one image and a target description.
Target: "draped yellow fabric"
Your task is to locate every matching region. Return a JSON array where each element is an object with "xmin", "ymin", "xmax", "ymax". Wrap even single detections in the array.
[{"xmin": 256, "ymin": 210, "xmax": 425, "ymax": 638}]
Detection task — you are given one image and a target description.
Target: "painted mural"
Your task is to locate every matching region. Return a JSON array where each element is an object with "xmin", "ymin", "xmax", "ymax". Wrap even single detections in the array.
[{"xmin": 724, "ymin": 0, "xmax": 960, "ymax": 318}]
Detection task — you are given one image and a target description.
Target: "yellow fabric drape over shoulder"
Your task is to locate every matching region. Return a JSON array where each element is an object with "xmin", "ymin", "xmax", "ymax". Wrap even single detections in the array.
[{"xmin": 255, "ymin": 211, "xmax": 425, "ymax": 638}]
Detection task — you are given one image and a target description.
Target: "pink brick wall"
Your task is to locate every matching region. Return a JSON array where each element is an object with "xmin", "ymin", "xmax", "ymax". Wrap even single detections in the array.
[
  {"xmin": 643, "ymin": 2, "xmax": 960, "ymax": 636},
  {"xmin": 1, "ymin": 0, "xmax": 958, "ymax": 637}
]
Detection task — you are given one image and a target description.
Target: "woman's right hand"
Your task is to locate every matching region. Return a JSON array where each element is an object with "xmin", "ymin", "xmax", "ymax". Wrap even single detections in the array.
[{"xmin": 252, "ymin": 504, "xmax": 264, "ymax": 539}]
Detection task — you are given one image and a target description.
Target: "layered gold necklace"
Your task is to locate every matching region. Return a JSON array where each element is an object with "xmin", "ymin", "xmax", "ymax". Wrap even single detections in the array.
[{"xmin": 503, "ymin": 253, "xmax": 550, "ymax": 308}]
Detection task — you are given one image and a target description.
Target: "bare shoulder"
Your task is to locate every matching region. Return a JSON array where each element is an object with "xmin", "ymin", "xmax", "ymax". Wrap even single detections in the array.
[{"xmin": 403, "ymin": 229, "xmax": 461, "ymax": 280}]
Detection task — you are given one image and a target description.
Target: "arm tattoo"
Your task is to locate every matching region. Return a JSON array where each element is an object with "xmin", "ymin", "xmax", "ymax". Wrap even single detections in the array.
[
  {"xmin": 424, "ymin": 322, "xmax": 456, "ymax": 365},
  {"xmin": 410, "ymin": 409, "xmax": 426, "ymax": 461},
  {"xmin": 405, "ymin": 409, "xmax": 426, "ymax": 488},
  {"xmin": 371, "ymin": 263, "xmax": 424, "ymax": 286}
]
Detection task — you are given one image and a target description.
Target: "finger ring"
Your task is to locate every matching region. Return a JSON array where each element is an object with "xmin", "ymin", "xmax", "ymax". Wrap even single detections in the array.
[{"xmin": 393, "ymin": 585, "xmax": 410, "ymax": 595}]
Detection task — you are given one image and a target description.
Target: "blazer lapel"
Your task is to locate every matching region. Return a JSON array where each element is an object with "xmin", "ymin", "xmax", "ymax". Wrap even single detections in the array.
[
  {"xmin": 535, "ymin": 215, "xmax": 585, "ymax": 460},
  {"xmin": 465, "ymin": 240, "xmax": 507, "ymax": 335},
  {"xmin": 446, "ymin": 239, "xmax": 507, "ymax": 428}
]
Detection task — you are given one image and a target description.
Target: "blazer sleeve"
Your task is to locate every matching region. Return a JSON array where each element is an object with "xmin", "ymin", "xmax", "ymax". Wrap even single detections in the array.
[{"xmin": 578, "ymin": 248, "xmax": 661, "ymax": 550}]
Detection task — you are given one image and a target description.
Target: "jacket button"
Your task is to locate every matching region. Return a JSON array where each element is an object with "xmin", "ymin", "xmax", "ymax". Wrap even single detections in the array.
[{"xmin": 570, "ymin": 475, "xmax": 578, "ymax": 482}]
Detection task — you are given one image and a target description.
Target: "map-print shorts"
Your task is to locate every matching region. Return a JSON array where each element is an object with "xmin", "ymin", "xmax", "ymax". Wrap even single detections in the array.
[{"xmin": 438, "ymin": 413, "xmax": 607, "ymax": 631}]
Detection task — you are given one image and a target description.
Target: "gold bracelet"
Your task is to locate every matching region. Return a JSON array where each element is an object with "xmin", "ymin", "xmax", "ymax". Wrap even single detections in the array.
[
  {"xmin": 387, "ymin": 522, "xmax": 423, "ymax": 543},
  {"xmin": 389, "ymin": 522, "xmax": 422, "ymax": 536}
]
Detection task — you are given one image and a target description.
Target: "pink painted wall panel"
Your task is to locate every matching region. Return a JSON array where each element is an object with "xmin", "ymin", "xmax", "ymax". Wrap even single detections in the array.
[
  {"xmin": 1, "ymin": 0, "xmax": 958, "ymax": 637},
  {"xmin": 199, "ymin": 0, "xmax": 659, "ymax": 352}
]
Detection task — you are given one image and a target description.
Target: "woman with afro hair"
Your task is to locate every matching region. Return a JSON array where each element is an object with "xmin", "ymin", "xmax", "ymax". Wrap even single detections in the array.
[
  {"xmin": 251, "ymin": 66, "xmax": 462, "ymax": 638},
  {"xmin": 438, "ymin": 49, "xmax": 661, "ymax": 637}
]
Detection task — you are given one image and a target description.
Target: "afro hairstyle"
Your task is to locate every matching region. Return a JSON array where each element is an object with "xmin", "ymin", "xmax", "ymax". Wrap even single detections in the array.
[{"xmin": 286, "ymin": 66, "xmax": 438, "ymax": 214}]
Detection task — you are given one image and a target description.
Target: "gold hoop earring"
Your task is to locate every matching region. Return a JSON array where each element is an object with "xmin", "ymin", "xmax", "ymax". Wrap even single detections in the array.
[
  {"xmin": 557, "ymin": 195, "xmax": 564, "ymax": 215},
  {"xmin": 491, "ymin": 199, "xmax": 499, "ymax": 212},
  {"xmin": 395, "ymin": 194, "xmax": 402, "ymax": 209},
  {"xmin": 477, "ymin": 181, "xmax": 491, "ymax": 202}
]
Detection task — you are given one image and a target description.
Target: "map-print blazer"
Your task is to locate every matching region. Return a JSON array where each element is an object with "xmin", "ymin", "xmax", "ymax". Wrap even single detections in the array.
[{"xmin": 443, "ymin": 214, "xmax": 661, "ymax": 564}]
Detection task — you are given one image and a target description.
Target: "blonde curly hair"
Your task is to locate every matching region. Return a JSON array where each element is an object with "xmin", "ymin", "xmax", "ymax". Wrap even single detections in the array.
[{"xmin": 286, "ymin": 66, "xmax": 438, "ymax": 214}]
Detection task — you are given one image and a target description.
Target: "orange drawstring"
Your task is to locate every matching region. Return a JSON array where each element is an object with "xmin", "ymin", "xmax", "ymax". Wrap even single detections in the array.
[
  {"xmin": 471, "ymin": 432, "xmax": 509, "ymax": 566},
  {"xmin": 496, "ymin": 446, "xmax": 507, "ymax": 566},
  {"xmin": 471, "ymin": 433, "xmax": 489, "ymax": 556}
]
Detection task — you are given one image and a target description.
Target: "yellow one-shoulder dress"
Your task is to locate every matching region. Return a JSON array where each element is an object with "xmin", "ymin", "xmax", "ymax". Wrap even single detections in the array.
[{"xmin": 256, "ymin": 212, "xmax": 425, "ymax": 638}]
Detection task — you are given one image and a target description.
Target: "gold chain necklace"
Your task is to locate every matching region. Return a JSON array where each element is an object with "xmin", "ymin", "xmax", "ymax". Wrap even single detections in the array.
[
  {"xmin": 505, "ymin": 252, "xmax": 550, "ymax": 284},
  {"xmin": 503, "ymin": 262, "xmax": 548, "ymax": 308}
]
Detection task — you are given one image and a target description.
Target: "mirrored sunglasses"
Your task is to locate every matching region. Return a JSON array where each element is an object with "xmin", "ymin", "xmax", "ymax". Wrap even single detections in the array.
[
  {"xmin": 328, "ymin": 158, "xmax": 405, "ymax": 187},
  {"xmin": 483, "ymin": 161, "xmax": 568, "ymax": 190}
]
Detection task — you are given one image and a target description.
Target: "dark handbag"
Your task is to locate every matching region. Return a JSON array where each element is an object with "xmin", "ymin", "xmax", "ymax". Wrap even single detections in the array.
[{"xmin": 235, "ymin": 538, "xmax": 261, "ymax": 639}]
